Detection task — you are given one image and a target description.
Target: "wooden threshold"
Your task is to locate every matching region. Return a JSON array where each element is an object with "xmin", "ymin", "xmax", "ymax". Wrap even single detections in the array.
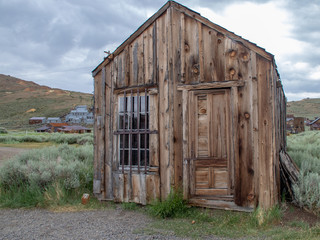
[
  {"xmin": 188, "ymin": 197, "xmax": 253, "ymax": 212},
  {"xmin": 192, "ymin": 195, "xmax": 234, "ymax": 202}
]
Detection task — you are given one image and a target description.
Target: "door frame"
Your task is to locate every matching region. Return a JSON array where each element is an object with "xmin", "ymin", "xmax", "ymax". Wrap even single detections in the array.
[
  {"xmin": 188, "ymin": 88, "xmax": 232, "ymax": 199},
  {"xmin": 181, "ymin": 85, "xmax": 239, "ymax": 206}
]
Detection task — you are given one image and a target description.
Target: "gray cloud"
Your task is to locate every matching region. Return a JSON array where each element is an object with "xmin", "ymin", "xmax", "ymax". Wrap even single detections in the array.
[{"xmin": 0, "ymin": 0, "xmax": 319, "ymax": 100}]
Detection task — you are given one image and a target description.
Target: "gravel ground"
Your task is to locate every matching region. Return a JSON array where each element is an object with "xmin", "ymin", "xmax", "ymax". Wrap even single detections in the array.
[{"xmin": 0, "ymin": 208, "xmax": 195, "ymax": 240}]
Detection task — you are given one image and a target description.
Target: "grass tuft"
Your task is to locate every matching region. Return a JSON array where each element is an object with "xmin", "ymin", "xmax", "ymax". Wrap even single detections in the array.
[
  {"xmin": 250, "ymin": 205, "xmax": 283, "ymax": 227},
  {"xmin": 148, "ymin": 189, "xmax": 189, "ymax": 218},
  {"xmin": 121, "ymin": 202, "xmax": 139, "ymax": 210}
]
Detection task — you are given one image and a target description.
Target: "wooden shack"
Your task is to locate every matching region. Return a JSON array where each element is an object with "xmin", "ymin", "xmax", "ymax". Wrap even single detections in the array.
[
  {"xmin": 92, "ymin": 1, "xmax": 286, "ymax": 211},
  {"xmin": 309, "ymin": 117, "xmax": 320, "ymax": 130},
  {"xmin": 293, "ymin": 117, "xmax": 305, "ymax": 133},
  {"xmin": 29, "ymin": 117, "xmax": 46, "ymax": 125}
]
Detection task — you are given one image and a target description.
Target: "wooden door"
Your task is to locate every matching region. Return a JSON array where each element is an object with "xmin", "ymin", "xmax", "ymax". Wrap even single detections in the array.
[{"xmin": 189, "ymin": 89, "xmax": 233, "ymax": 199}]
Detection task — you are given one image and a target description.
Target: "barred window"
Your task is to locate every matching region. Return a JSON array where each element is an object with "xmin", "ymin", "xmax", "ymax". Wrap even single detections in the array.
[{"xmin": 117, "ymin": 89, "xmax": 149, "ymax": 173}]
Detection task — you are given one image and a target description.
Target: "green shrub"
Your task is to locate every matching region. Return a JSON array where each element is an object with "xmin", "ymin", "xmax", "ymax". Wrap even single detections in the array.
[
  {"xmin": 0, "ymin": 132, "xmax": 93, "ymax": 145},
  {"xmin": 292, "ymin": 171, "xmax": 320, "ymax": 213},
  {"xmin": 77, "ymin": 134, "xmax": 94, "ymax": 145},
  {"xmin": 20, "ymin": 135, "xmax": 47, "ymax": 143},
  {"xmin": 0, "ymin": 127, "xmax": 8, "ymax": 134},
  {"xmin": 0, "ymin": 135, "xmax": 16, "ymax": 143},
  {"xmin": 287, "ymin": 131, "xmax": 320, "ymax": 214},
  {"xmin": 148, "ymin": 189, "xmax": 188, "ymax": 218},
  {"xmin": 0, "ymin": 144, "xmax": 93, "ymax": 208}
]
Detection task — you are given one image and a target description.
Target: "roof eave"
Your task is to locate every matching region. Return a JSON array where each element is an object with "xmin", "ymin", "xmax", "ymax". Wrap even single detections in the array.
[
  {"xmin": 92, "ymin": 0, "xmax": 276, "ymax": 78},
  {"xmin": 92, "ymin": 1, "xmax": 173, "ymax": 77}
]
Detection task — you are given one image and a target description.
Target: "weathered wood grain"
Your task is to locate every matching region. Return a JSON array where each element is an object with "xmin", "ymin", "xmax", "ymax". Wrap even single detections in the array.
[
  {"xmin": 184, "ymin": 15, "xmax": 200, "ymax": 84},
  {"xmin": 157, "ymin": 12, "xmax": 171, "ymax": 200},
  {"xmin": 257, "ymin": 54, "xmax": 273, "ymax": 209},
  {"xmin": 143, "ymin": 23, "xmax": 156, "ymax": 85},
  {"xmin": 171, "ymin": 8, "xmax": 183, "ymax": 189}
]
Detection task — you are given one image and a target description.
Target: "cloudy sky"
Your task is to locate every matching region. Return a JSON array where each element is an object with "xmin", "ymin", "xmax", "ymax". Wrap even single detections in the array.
[{"xmin": 0, "ymin": 0, "xmax": 319, "ymax": 101}]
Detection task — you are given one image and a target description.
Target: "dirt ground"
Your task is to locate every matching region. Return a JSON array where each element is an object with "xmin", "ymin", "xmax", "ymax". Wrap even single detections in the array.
[
  {"xmin": 0, "ymin": 147, "xmax": 29, "ymax": 167},
  {"xmin": 281, "ymin": 203, "xmax": 319, "ymax": 226}
]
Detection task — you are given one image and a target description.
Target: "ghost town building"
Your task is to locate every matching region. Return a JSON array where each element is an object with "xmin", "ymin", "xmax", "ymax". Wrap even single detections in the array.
[{"xmin": 92, "ymin": 1, "xmax": 286, "ymax": 211}]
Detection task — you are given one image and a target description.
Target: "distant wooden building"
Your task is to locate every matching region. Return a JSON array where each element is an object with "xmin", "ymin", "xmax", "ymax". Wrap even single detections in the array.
[
  {"xmin": 29, "ymin": 117, "xmax": 46, "ymax": 125},
  {"xmin": 93, "ymin": 1, "xmax": 286, "ymax": 211},
  {"xmin": 293, "ymin": 117, "xmax": 305, "ymax": 133},
  {"xmin": 47, "ymin": 117, "xmax": 62, "ymax": 123},
  {"xmin": 286, "ymin": 116, "xmax": 305, "ymax": 134},
  {"xmin": 48, "ymin": 123, "xmax": 68, "ymax": 133},
  {"xmin": 57, "ymin": 125, "xmax": 91, "ymax": 134},
  {"xmin": 309, "ymin": 117, "xmax": 320, "ymax": 130},
  {"xmin": 35, "ymin": 125, "xmax": 50, "ymax": 133}
]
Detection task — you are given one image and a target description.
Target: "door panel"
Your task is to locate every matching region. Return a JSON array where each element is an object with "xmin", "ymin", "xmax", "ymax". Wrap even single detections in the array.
[{"xmin": 190, "ymin": 89, "xmax": 232, "ymax": 198}]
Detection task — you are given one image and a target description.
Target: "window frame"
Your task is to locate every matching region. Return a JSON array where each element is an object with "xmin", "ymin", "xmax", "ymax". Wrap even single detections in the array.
[{"xmin": 115, "ymin": 89, "xmax": 151, "ymax": 174}]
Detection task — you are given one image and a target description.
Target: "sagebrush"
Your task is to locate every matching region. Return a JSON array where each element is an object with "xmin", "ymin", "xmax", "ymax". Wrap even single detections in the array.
[
  {"xmin": 287, "ymin": 131, "xmax": 320, "ymax": 214},
  {"xmin": 0, "ymin": 127, "xmax": 8, "ymax": 134},
  {"xmin": 0, "ymin": 144, "xmax": 93, "ymax": 207},
  {"xmin": 0, "ymin": 132, "xmax": 93, "ymax": 145}
]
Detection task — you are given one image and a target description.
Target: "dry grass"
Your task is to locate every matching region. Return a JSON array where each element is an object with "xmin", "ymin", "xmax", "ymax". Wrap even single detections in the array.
[
  {"xmin": 287, "ymin": 98, "xmax": 320, "ymax": 119},
  {"xmin": 0, "ymin": 142, "xmax": 55, "ymax": 149}
]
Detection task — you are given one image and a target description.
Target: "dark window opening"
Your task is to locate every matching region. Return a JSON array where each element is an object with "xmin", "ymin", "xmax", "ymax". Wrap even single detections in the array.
[{"xmin": 117, "ymin": 89, "xmax": 149, "ymax": 173}]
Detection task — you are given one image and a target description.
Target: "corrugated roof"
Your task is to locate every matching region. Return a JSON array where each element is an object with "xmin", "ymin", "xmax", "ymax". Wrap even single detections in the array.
[
  {"xmin": 30, "ymin": 117, "xmax": 46, "ymax": 120},
  {"xmin": 309, "ymin": 117, "xmax": 320, "ymax": 125},
  {"xmin": 48, "ymin": 123, "xmax": 68, "ymax": 127},
  {"xmin": 47, "ymin": 117, "xmax": 61, "ymax": 120},
  {"xmin": 61, "ymin": 125, "xmax": 90, "ymax": 130}
]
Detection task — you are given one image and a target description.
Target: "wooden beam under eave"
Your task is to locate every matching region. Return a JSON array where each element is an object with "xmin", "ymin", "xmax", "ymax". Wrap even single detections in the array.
[{"xmin": 177, "ymin": 80, "xmax": 245, "ymax": 91}]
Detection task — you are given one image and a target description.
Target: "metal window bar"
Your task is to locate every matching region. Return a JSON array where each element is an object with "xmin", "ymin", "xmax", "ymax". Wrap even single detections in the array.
[
  {"xmin": 130, "ymin": 90, "xmax": 133, "ymax": 173},
  {"xmin": 122, "ymin": 91, "xmax": 126, "ymax": 174},
  {"xmin": 137, "ymin": 89, "xmax": 140, "ymax": 173},
  {"xmin": 144, "ymin": 88, "xmax": 147, "ymax": 174}
]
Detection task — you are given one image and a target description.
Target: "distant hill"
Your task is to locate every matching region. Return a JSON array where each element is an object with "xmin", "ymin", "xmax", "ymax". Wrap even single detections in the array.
[
  {"xmin": 287, "ymin": 98, "xmax": 320, "ymax": 120},
  {"xmin": 1, "ymin": 74, "xmax": 319, "ymax": 129},
  {"xmin": 0, "ymin": 74, "xmax": 93, "ymax": 130}
]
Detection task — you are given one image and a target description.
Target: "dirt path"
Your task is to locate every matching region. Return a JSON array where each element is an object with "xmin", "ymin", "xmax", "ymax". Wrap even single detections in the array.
[
  {"xmin": 0, "ymin": 147, "xmax": 29, "ymax": 167},
  {"xmin": 0, "ymin": 208, "xmax": 193, "ymax": 240}
]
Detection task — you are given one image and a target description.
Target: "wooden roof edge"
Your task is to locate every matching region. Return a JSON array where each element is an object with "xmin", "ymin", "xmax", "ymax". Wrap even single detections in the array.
[
  {"xmin": 309, "ymin": 117, "xmax": 320, "ymax": 125},
  {"xmin": 92, "ymin": 1, "xmax": 174, "ymax": 77},
  {"xmin": 92, "ymin": 0, "xmax": 276, "ymax": 77},
  {"xmin": 170, "ymin": 1, "xmax": 275, "ymax": 62}
]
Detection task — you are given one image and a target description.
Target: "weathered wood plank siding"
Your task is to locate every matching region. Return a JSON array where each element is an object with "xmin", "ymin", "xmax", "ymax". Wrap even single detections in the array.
[
  {"xmin": 171, "ymin": 8, "xmax": 183, "ymax": 190},
  {"xmin": 257, "ymin": 54, "xmax": 277, "ymax": 208},
  {"xmin": 93, "ymin": 71, "xmax": 102, "ymax": 196},
  {"xmin": 158, "ymin": 11, "xmax": 172, "ymax": 200},
  {"xmin": 104, "ymin": 63, "xmax": 113, "ymax": 200}
]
